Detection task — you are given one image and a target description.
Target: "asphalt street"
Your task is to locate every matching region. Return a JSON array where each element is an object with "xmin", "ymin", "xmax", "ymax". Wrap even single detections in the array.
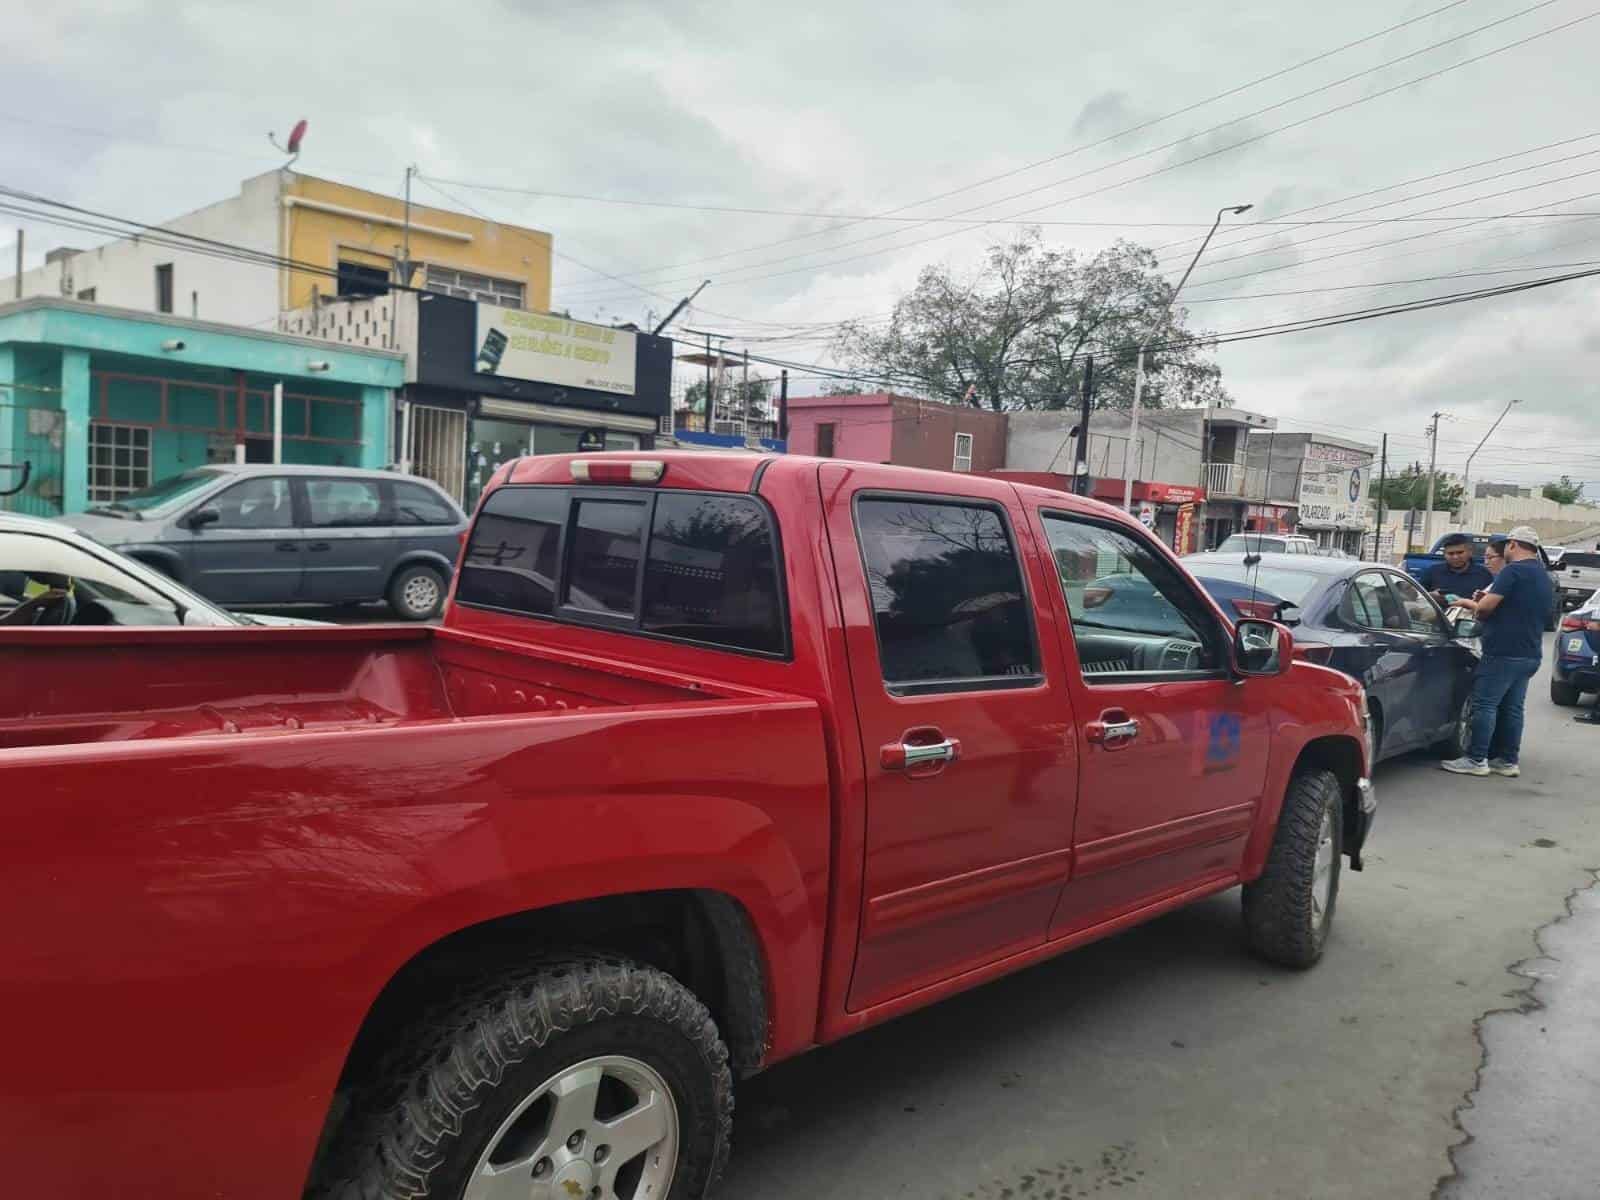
[{"xmin": 719, "ymin": 637, "xmax": 1600, "ymax": 1200}]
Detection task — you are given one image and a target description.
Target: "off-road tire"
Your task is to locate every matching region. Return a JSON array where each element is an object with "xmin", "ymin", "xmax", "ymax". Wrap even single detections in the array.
[
  {"xmin": 1242, "ymin": 768, "xmax": 1343, "ymax": 969},
  {"xmin": 387, "ymin": 564, "xmax": 446, "ymax": 621},
  {"xmin": 313, "ymin": 956, "xmax": 733, "ymax": 1200},
  {"xmin": 1550, "ymin": 677, "xmax": 1582, "ymax": 707}
]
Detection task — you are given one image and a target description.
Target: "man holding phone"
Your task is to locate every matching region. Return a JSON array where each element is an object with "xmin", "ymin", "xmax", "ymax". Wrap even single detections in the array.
[
  {"xmin": 1422, "ymin": 532, "xmax": 1494, "ymax": 606},
  {"xmin": 1443, "ymin": 527, "xmax": 1554, "ymax": 776}
]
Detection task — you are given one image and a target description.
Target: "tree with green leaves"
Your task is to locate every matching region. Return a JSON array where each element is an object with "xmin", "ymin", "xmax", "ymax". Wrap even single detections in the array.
[
  {"xmin": 1542, "ymin": 475, "xmax": 1585, "ymax": 505},
  {"xmin": 1370, "ymin": 463, "xmax": 1465, "ymax": 515},
  {"xmin": 832, "ymin": 228, "xmax": 1229, "ymax": 412}
]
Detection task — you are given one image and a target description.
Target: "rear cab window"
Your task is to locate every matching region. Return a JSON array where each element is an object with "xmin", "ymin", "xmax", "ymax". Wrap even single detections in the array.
[
  {"xmin": 853, "ymin": 496, "xmax": 1039, "ymax": 692},
  {"xmin": 456, "ymin": 486, "xmax": 787, "ymax": 656}
]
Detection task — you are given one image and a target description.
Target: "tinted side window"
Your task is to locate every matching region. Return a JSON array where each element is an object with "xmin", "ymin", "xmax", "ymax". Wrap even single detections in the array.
[
  {"xmin": 642, "ymin": 494, "xmax": 784, "ymax": 653},
  {"xmin": 565, "ymin": 499, "xmax": 645, "ymax": 617},
  {"xmin": 208, "ymin": 478, "xmax": 293, "ymax": 530},
  {"xmin": 457, "ymin": 487, "xmax": 564, "ymax": 615},
  {"xmin": 856, "ymin": 498, "xmax": 1037, "ymax": 688},
  {"xmin": 392, "ymin": 481, "xmax": 458, "ymax": 526},
  {"xmin": 1345, "ymin": 572, "xmax": 1404, "ymax": 630},
  {"xmin": 305, "ymin": 478, "xmax": 385, "ymax": 528}
]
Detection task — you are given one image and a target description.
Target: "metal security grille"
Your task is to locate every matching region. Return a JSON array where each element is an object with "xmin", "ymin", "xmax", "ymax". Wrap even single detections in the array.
[
  {"xmin": 423, "ymin": 265, "xmax": 525, "ymax": 309},
  {"xmin": 0, "ymin": 404, "xmax": 66, "ymax": 517},
  {"xmin": 407, "ymin": 404, "xmax": 468, "ymax": 504},
  {"xmin": 953, "ymin": 432, "xmax": 974, "ymax": 472},
  {"xmin": 88, "ymin": 422, "xmax": 152, "ymax": 502}
]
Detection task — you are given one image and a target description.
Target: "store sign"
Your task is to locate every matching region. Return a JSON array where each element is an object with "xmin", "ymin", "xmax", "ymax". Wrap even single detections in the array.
[
  {"xmin": 1297, "ymin": 443, "xmax": 1372, "ymax": 529},
  {"xmin": 474, "ymin": 304, "xmax": 637, "ymax": 396},
  {"xmin": 1138, "ymin": 503, "xmax": 1157, "ymax": 527},
  {"xmin": 1147, "ymin": 482, "xmax": 1203, "ymax": 504},
  {"xmin": 576, "ymin": 428, "xmax": 606, "ymax": 451}
]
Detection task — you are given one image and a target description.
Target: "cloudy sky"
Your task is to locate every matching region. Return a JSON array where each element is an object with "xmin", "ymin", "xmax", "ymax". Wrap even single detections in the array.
[{"xmin": 5, "ymin": 0, "xmax": 1599, "ymax": 494}]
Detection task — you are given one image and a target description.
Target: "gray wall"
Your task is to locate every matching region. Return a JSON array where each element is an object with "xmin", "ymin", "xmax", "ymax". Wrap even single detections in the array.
[{"xmin": 1006, "ymin": 409, "xmax": 1207, "ymax": 487}]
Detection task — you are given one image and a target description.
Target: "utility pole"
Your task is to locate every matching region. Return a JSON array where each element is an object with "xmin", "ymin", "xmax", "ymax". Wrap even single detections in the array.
[
  {"xmin": 1075, "ymin": 355, "xmax": 1096, "ymax": 496},
  {"xmin": 1125, "ymin": 202, "xmax": 1252, "ymax": 512},
  {"xmin": 1461, "ymin": 397, "xmax": 1521, "ymax": 528},
  {"xmin": 652, "ymin": 280, "xmax": 709, "ymax": 336},
  {"xmin": 778, "ymin": 369, "xmax": 789, "ymax": 443},
  {"xmin": 1372, "ymin": 433, "xmax": 1388, "ymax": 561},
  {"xmin": 703, "ymin": 332, "xmax": 713, "ymax": 433},
  {"xmin": 400, "ymin": 165, "xmax": 416, "ymax": 290},
  {"xmin": 1423, "ymin": 410, "xmax": 1444, "ymax": 548}
]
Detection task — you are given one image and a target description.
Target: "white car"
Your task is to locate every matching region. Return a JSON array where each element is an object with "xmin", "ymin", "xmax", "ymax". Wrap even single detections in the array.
[{"xmin": 1, "ymin": 512, "xmax": 322, "ymax": 628}]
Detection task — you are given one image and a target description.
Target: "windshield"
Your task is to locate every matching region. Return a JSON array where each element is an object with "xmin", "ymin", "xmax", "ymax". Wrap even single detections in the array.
[
  {"xmin": 1189, "ymin": 562, "xmax": 1326, "ymax": 607},
  {"xmin": 94, "ymin": 470, "xmax": 222, "ymax": 514}
]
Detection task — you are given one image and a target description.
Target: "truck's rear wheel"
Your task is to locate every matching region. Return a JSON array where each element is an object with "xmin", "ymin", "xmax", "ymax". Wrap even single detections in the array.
[
  {"xmin": 1242, "ymin": 768, "xmax": 1343, "ymax": 969},
  {"xmin": 318, "ymin": 957, "xmax": 732, "ymax": 1200}
]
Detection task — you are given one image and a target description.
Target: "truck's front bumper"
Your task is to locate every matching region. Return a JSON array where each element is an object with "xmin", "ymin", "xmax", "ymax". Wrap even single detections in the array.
[{"xmin": 1348, "ymin": 776, "xmax": 1376, "ymax": 871}]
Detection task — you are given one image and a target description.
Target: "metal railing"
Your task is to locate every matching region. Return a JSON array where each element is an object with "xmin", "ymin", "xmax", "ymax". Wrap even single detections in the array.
[{"xmin": 1204, "ymin": 461, "xmax": 1244, "ymax": 496}]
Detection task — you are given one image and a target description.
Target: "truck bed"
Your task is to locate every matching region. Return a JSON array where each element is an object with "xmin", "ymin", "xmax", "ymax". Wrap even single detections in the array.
[{"xmin": 0, "ymin": 624, "xmax": 740, "ymax": 750}]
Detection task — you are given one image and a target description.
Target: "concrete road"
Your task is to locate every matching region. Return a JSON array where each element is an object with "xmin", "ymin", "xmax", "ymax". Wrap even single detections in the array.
[{"xmin": 720, "ymin": 642, "xmax": 1600, "ymax": 1200}]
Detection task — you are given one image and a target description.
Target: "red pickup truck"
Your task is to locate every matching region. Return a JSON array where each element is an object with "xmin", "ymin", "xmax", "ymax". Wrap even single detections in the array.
[{"xmin": 0, "ymin": 453, "xmax": 1374, "ymax": 1200}]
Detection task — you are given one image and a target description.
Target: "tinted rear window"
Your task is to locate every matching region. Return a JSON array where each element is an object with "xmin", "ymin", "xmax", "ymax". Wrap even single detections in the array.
[{"xmin": 456, "ymin": 486, "xmax": 788, "ymax": 657}]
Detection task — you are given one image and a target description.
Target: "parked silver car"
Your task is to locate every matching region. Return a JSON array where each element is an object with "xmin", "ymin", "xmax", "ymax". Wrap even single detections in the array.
[
  {"xmin": 55, "ymin": 465, "xmax": 467, "ymax": 620},
  {"xmin": 1, "ymin": 513, "xmax": 319, "ymax": 627}
]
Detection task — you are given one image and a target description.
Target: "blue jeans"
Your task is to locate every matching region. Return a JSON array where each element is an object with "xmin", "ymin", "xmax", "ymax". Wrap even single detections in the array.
[{"xmin": 1468, "ymin": 655, "xmax": 1542, "ymax": 763}]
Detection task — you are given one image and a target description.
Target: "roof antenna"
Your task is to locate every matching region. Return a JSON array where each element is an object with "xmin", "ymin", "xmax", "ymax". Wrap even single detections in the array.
[{"xmin": 268, "ymin": 119, "xmax": 308, "ymax": 167}]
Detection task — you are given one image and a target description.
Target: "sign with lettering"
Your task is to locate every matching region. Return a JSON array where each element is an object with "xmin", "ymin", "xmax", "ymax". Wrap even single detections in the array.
[
  {"xmin": 1297, "ymin": 444, "xmax": 1372, "ymax": 529},
  {"xmin": 474, "ymin": 304, "xmax": 637, "ymax": 396}
]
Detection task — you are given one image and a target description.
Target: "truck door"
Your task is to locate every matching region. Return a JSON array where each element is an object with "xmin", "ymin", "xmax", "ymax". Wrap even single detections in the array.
[
  {"xmin": 821, "ymin": 464, "xmax": 1079, "ymax": 1012},
  {"xmin": 1030, "ymin": 508, "xmax": 1272, "ymax": 934}
]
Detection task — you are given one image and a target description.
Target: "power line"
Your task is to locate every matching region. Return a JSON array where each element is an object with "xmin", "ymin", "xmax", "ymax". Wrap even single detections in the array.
[{"xmin": 564, "ymin": 2, "xmax": 1591, "ymax": 301}]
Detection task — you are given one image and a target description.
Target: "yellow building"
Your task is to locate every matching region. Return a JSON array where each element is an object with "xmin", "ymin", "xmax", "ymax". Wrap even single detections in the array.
[
  {"xmin": 1, "ymin": 170, "xmax": 551, "ymax": 326},
  {"xmin": 280, "ymin": 173, "xmax": 551, "ymax": 313}
]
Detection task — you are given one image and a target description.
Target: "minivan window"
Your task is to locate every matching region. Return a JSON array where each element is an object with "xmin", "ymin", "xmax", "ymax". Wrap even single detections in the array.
[
  {"xmin": 209, "ymin": 477, "xmax": 294, "ymax": 530},
  {"xmin": 855, "ymin": 497, "xmax": 1037, "ymax": 689},
  {"xmin": 96, "ymin": 469, "xmax": 220, "ymax": 514},
  {"xmin": 392, "ymin": 481, "xmax": 458, "ymax": 526},
  {"xmin": 305, "ymin": 479, "xmax": 385, "ymax": 528},
  {"xmin": 455, "ymin": 486, "xmax": 789, "ymax": 657}
]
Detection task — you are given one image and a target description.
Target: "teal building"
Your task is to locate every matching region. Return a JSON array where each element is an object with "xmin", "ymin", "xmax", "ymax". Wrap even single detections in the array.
[{"xmin": 0, "ymin": 298, "xmax": 403, "ymax": 516}]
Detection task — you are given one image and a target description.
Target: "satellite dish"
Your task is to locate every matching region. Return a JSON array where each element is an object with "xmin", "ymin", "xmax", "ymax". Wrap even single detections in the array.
[{"xmin": 268, "ymin": 118, "xmax": 309, "ymax": 165}]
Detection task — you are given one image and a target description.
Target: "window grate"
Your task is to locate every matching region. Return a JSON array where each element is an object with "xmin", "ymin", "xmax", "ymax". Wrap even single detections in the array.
[
  {"xmin": 87, "ymin": 422, "xmax": 153, "ymax": 502},
  {"xmin": 424, "ymin": 264, "xmax": 526, "ymax": 309}
]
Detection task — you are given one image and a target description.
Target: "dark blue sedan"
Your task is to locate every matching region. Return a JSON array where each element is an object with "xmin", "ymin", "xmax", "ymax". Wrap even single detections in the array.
[{"xmin": 1186, "ymin": 552, "xmax": 1482, "ymax": 764}]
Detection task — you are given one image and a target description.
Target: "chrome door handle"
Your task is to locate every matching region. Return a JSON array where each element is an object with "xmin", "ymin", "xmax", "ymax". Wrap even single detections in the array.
[
  {"xmin": 881, "ymin": 738, "xmax": 962, "ymax": 770},
  {"xmin": 1086, "ymin": 718, "xmax": 1140, "ymax": 746}
]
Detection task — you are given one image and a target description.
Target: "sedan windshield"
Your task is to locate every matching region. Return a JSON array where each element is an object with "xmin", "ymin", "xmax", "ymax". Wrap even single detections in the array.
[{"xmin": 95, "ymin": 469, "xmax": 222, "ymax": 514}]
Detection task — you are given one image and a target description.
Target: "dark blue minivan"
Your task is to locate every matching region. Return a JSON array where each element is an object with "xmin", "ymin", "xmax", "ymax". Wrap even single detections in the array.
[{"xmin": 57, "ymin": 465, "xmax": 467, "ymax": 619}]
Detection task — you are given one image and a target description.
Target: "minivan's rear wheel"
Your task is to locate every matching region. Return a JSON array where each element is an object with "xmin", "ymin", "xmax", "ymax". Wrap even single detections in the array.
[
  {"xmin": 389, "ymin": 564, "xmax": 446, "ymax": 620},
  {"xmin": 1242, "ymin": 767, "xmax": 1343, "ymax": 969},
  {"xmin": 316, "ymin": 957, "xmax": 732, "ymax": 1200}
]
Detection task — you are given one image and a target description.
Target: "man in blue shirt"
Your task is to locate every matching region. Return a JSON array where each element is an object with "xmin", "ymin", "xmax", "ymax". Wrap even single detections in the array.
[
  {"xmin": 1443, "ymin": 526, "xmax": 1554, "ymax": 777},
  {"xmin": 1421, "ymin": 533, "xmax": 1495, "ymax": 605}
]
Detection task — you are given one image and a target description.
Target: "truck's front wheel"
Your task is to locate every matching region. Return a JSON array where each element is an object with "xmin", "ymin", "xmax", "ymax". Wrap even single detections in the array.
[
  {"xmin": 1242, "ymin": 768, "xmax": 1343, "ymax": 969},
  {"xmin": 319, "ymin": 957, "xmax": 733, "ymax": 1200}
]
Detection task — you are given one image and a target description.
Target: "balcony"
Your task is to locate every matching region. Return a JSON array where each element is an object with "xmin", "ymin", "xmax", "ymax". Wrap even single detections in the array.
[{"xmin": 1205, "ymin": 461, "xmax": 1245, "ymax": 496}]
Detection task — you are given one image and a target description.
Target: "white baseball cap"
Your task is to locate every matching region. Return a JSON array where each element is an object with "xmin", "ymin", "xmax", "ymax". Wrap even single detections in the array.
[{"xmin": 1506, "ymin": 525, "xmax": 1542, "ymax": 548}]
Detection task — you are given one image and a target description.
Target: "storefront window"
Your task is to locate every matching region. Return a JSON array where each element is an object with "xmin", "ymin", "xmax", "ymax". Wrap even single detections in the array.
[{"xmin": 466, "ymin": 418, "xmax": 648, "ymax": 511}]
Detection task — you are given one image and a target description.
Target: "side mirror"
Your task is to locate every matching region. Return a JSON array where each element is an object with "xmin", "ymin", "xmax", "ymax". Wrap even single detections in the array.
[
  {"xmin": 1452, "ymin": 616, "xmax": 1483, "ymax": 640},
  {"xmin": 1234, "ymin": 618, "xmax": 1293, "ymax": 676},
  {"xmin": 185, "ymin": 507, "xmax": 221, "ymax": 531}
]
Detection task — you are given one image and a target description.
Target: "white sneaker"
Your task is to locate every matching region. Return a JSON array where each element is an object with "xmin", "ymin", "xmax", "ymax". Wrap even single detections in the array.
[
  {"xmin": 1441, "ymin": 756, "xmax": 1490, "ymax": 777},
  {"xmin": 1489, "ymin": 759, "xmax": 1520, "ymax": 778}
]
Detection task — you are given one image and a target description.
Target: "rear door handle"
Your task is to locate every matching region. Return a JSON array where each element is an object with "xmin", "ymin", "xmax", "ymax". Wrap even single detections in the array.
[
  {"xmin": 276, "ymin": 542, "xmax": 299, "ymax": 552},
  {"xmin": 881, "ymin": 735, "xmax": 962, "ymax": 770},
  {"xmin": 1085, "ymin": 709, "xmax": 1140, "ymax": 749},
  {"xmin": 307, "ymin": 542, "xmax": 331, "ymax": 552}
]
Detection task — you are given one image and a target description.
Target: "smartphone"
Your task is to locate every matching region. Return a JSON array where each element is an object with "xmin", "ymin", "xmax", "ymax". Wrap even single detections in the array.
[{"xmin": 476, "ymin": 328, "xmax": 508, "ymax": 374}]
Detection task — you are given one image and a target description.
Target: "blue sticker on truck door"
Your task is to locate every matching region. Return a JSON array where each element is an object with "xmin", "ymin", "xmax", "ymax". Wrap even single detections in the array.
[{"xmin": 1199, "ymin": 710, "xmax": 1243, "ymax": 773}]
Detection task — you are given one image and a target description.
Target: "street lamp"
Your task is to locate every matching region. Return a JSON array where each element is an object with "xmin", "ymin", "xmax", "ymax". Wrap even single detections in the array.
[
  {"xmin": 1461, "ymin": 397, "xmax": 1522, "ymax": 524},
  {"xmin": 1123, "ymin": 203, "xmax": 1253, "ymax": 513}
]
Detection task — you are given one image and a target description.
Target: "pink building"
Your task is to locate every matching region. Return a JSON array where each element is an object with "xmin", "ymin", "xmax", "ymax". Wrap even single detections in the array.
[{"xmin": 786, "ymin": 393, "xmax": 1007, "ymax": 473}]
